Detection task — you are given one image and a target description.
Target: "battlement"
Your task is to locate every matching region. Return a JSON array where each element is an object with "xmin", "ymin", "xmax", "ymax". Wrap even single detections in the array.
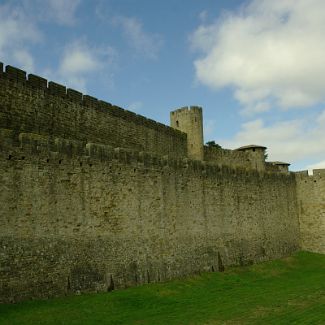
[
  {"xmin": 204, "ymin": 146, "xmax": 252, "ymax": 170},
  {"xmin": 0, "ymin": 62, "xmax": 187, "ymax": 159},
  {"xmin": 1, "ymin": 62, "xmax": 294, "ymax": 173},
  {"xmin": 0, "ymin": 63, "xmax": 187, "ymax": 137},
  {"xmin": 0, "ymin": 61, "xmax": 296, "ymax": 174},
  {"xmin": 312, "ymin": 169, "xmax": 325, "ymax": 176},
  {"xmin": 295, "ymin": 169, "xmax": 325, "ymax": 178},
  {"xmin": 0, "ymin": 127, "xmax": 296, "ymax": 182},
  {"xmin": 171, "ymin": 106, "xmax": 202, "ymax": 114}
]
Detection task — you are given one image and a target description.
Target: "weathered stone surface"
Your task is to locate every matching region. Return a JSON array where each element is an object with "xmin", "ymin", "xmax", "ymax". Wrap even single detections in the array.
[
  {"xmin": 0, "ymin": 75, "xmax": 187, "ymax": 159},
  {"xmin": 296, "ymin": 171, "xmax": 325, "ymax": 254},
  {"xmin": 0, "ymin": 63, "xmax": 320, "ymax": 304},
  {"xmin": 170, "ymin": 107, "xmax": 204, "ymax": 161},
  {"xmin": 0, "ymin": 138, "xmax": 300, "ymax": 303}
]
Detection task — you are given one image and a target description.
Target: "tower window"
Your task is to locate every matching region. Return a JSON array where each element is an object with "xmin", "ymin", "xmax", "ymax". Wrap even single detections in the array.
[{"xmin": 176, "ymin": 120, "xmax": 179, "ymax": 127}]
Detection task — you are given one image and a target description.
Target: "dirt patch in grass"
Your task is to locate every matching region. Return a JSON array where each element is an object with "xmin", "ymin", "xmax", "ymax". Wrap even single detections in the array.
[{"xmin": 156, "ymin": 288, "xmax": 178, "ymax": 297}]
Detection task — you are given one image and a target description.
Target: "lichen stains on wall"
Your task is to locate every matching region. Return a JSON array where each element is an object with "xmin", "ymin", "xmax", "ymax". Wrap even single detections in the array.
[
  {"xmin": 0, "ymin": 132, "xmax": 300, "ymax": 303},
  {"xmin": 0, "ymin": 63, "xmax": 313, "ymax": 304}
]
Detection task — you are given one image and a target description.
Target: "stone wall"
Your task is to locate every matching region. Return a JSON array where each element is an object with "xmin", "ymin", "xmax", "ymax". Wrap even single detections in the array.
[
  {"xmin": 0, "ymin": 62, "xmax": 304, "ymax": 304},
  {"xmin": 296, "ymin": 170, "xmax": 325, "ymax": 254},
  {"xmin": 0, "ymin": 64, "xmax": 187, "ymax": 158},
  {"xmin": 0, "ymin": 130, "xmax": 300, "ymax": 303},
  {"xmin": 204, "ymin": 146, "xmax": 253, "ymax": 169}
]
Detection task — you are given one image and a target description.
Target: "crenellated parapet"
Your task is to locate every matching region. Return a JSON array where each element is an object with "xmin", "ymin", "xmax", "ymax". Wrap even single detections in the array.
[
  {"xmin": 265, "ymin": 161, "xmax": 290, "ymax": 174},
  {"xmin": 0, "ymin": 63, "xmax": 186, "ymax": 135},
  {"xmin": 0, "ymin": 62, "xmax": 294, "ymax": 174},
  {"xmin": 295, "ymin": 168, "xmax": 325, "ymax": 178},
  {"xmin": 0, "ymin": 127, "xmax": 296, "ymax": 183},
  {"xmin": 0, "ymin": 63, "xmax": 187, "ymax": 159},
  {"xmin": 204, "ymin": 146, "xmax": 253, "ymax": 170}
]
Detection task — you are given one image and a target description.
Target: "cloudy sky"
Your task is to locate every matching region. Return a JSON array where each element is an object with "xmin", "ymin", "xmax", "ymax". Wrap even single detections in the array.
[{"xmin": 1, "ymin": 0, "xmax": 325, "ymax": 171}]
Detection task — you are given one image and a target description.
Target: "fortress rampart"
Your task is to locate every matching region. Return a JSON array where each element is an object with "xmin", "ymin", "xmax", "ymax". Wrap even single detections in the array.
[
  {"xmin": 0, "ymin": 62, "xmax": 323, "ymax": 303},
  {"xmin": 204, "ymin": 146, "xmax": 254, "ymax": 170},
  {"xmin": 295, "ymin": 170, "xmax": 325, "ymax": 254},
  {"xmin": 0, "ymin": 64, "xmax": 187, "ymax": 159}
]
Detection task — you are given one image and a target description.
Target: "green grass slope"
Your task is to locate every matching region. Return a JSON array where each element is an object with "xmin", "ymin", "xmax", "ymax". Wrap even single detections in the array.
[{"xmin": 0, "ymin": 251, "xmax": 324, "ymax": 324}]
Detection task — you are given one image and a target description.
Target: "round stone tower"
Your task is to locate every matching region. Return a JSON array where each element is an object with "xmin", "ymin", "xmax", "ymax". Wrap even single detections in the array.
[{"xmin": 170, "ymin": 106, "xmax": 204, "ymax": 161}]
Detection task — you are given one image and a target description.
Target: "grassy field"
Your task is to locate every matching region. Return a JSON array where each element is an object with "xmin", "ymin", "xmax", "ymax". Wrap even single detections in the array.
[{"xmin": 0, "ymin": 251, "xmax": 324, "ymax": 325}]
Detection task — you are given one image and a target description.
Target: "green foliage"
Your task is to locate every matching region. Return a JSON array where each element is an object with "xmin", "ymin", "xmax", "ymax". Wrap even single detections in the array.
[
  {"xmin": 0, "ymin": 251, "xmax": 324, "ymax": 325},
  {"xmin": 206, "ymin": 140, "xmax": 222, "ymax": 149}
]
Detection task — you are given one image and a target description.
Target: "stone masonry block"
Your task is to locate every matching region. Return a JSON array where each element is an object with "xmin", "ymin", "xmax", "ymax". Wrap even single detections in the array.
[
  {"xmin": 5, "ymin": 65, "xmax": 27, "ymax": 82},
  {"xmin": 48, "ymin": 81, "xmax": 66, "ymax": 97},
  {"xmin": 83, "ymin": 95, "xmax": 98, "ymax": 107},
  {"xmin": 28, "ymin": 74, "xmax": 48, "ymax": 90},
  {"xmin": 67, "ymin": 89, "xmax": 83, "ymax": 103}
]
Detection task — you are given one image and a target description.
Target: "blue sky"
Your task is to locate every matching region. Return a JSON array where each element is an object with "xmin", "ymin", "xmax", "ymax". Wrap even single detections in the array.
[{"xmin": 1, "ymin": 0, "xmax": 325, "ymax": 171}]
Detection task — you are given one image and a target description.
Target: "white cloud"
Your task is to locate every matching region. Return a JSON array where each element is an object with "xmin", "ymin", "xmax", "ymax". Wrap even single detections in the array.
[
  {"xmin": 0, "ymin": 2, "xmax": 115, "ymax": 93},
  {"xmin": 0, "ymin": 4, "xmax": 40, "ymax": 47},
  {"xmin": 198, "ymin": 10, "xmax": 208, "ymax": 22},
  {"xmin": 220, "ymin": 110, "xmax": 325, "ymax": 168},
  {"xmin": 113, "ymin": 16, "xmax": 163, "ymax": 59},
  {"xmin": 12, "ymin": 49, "xmax": 34, "ymax": 71},
  {"xmin": 191, "ymin": 0, "xmax": 325, "ymax": 114},
  {"xmin": 0, "ymin": 3, "xmax": 40, "ymax": 71},
  {"xmin": 316, "ymin": 110, "xmax": 325, "ymax": 124},
  {"xmin": 43, "ymin": 0, "xmax": 80, "ymax": 25},
  {"xmin": 204, "ymin": 119, "xmax": 217, "ymax": 139},
  {"xmin": 0, "ymin": 0, "xmax": 81, "ymax": 71},
  {"xmin": 60, "ymin": 44, "xmax": 100, "ymax": 75},
  {"xmin": 57, "ymin": 40, "xmax": 117, "ymax": 91},
  {"xmin": 19, "ymin": 0, "xmax": 81, "ymax": 26}
]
